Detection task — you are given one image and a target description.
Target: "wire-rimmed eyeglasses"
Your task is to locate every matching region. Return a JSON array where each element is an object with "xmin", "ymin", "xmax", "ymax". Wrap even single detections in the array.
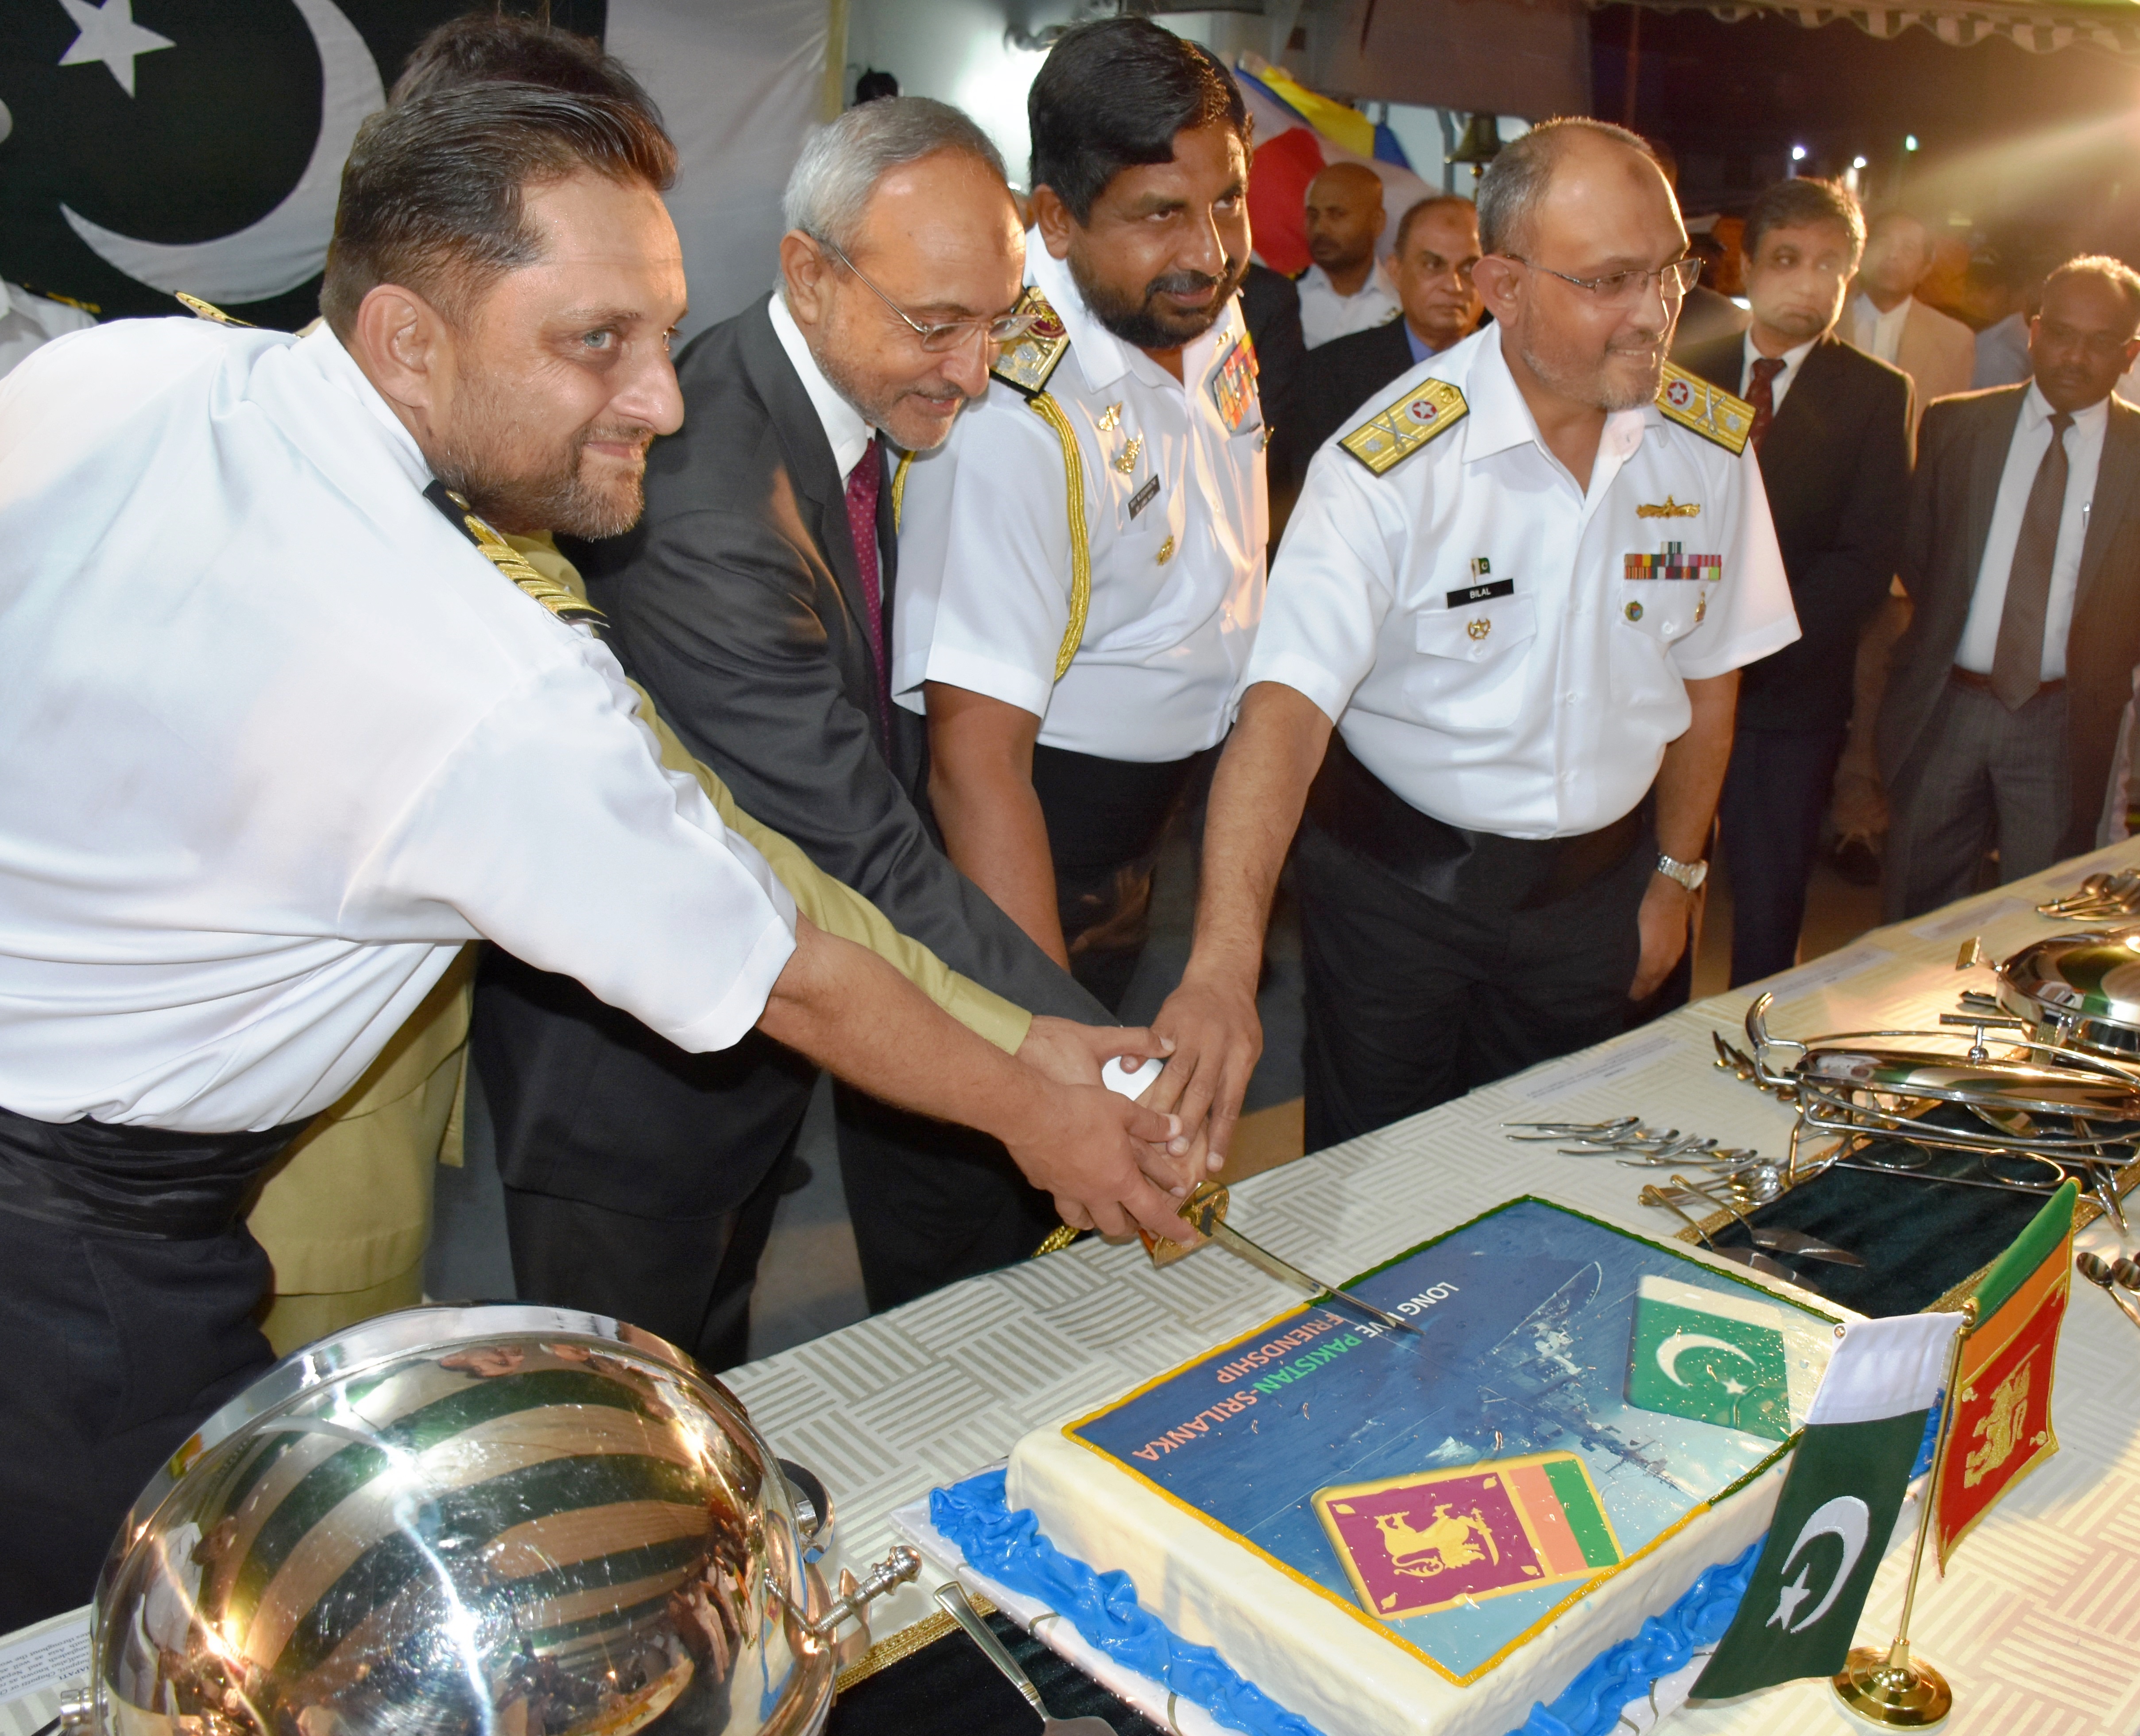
[
  {"xmin": 818, "ymin": 236, "xmax": 1040, "ymax": 353},
  {"xmin": 1501, "ymin": 254, "xmax": 1704, "ymax": 308}
]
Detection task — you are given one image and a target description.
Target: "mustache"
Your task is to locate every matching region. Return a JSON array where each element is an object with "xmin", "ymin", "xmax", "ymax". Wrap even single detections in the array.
[
  {"xmin": 578, "ymin": 422, "xmax": 658, "ymax": 456},
  {"xmin": 1145, "ymin": 263, "xmax": 1240, "ymax": 302}
]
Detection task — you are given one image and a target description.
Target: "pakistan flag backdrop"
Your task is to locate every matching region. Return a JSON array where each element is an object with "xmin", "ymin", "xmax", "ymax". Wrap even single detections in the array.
[{"xmin": 0, "ymin": 0, "xmax": 823, "ymax": 336}]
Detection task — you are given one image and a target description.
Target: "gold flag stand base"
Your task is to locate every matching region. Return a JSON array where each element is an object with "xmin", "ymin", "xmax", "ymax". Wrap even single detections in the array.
[{"xmin": 1833, "ymin": 1640, "xmax": 1953, "ymax": 1728}]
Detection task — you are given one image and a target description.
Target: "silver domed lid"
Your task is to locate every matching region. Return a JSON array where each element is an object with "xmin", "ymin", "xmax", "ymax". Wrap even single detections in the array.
[
  {"xmin": 1999, "ymin": 930, "xmax": 2140, "ymax": 1033},
  {"xmin": 89, "ymin": 1306, "xmax": 839, "ymax": 1736}
]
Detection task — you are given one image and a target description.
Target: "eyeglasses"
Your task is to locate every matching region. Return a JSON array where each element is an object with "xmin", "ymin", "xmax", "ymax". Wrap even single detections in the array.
[
  {"xmin": 1501, "ymin": 254, "xmax": 1704, "ymax": 307},
  {"xmin": 818, "ymin": 237, "xmax": 1040, "ymax": 353}
]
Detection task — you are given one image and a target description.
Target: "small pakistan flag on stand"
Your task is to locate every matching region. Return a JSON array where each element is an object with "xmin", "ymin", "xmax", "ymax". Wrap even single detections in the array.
[
  {"xmin": 1625, "ymin": 1272, "xmax": 1813, "ymax": 1440},
  {"xmin": 1691, "ymin": 1310, "xmax": 1964, "ymax": 1701}
]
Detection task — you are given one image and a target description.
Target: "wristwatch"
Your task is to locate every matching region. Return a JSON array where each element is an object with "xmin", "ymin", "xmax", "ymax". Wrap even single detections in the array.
[{"xmin": 1656, "ymin": 852, "xmax": 1708, "ymax": 892}]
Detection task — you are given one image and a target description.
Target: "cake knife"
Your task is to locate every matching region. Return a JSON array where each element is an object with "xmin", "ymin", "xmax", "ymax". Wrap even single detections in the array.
[{"xmin": 1174, "ymin": 1183, "xmax": 1423, "ymax": 1337}]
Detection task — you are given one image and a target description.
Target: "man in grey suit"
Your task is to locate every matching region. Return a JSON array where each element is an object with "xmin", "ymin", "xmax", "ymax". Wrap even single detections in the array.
[
  {"xmin": 487, "ymin": 97, "xmax": 1183, "ymax": 1332},
  {"xmin": 1879, "ymin": 256, "xmax": 2140, "ymax": 920}
]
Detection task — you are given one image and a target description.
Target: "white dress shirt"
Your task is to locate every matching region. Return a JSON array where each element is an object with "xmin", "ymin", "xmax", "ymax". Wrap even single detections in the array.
[
  {"xmin": 1248, "ymin": 326, "xmax": 1799, "ymax": 837},
  {"xmin": 767, "ymin": 289, "xmax": 875, "ymax": 485},
  {"xmin": 1848, "ymin": 292, "xmax": 1912, "ymax": 366},
  {"xmin": 0, "ymin": 319, "xmax": 797, "ymax": 1132},
  {"xmin": 1296, "ymin": 260, "xmax": 1402, "ymax": 350},
  {"xmin": 1952, "ymin": 383, "xmax": 2109, "ymax": 682},
  {"xmin": 1740, "ymin": 332, "xmax": 1818, "ymax": 415},
  {"xmin": 894, "ymin": 241, "xmax": 1267, "ymax": 763},
  {"xmin": 0, "ymin": 279, "xmax": 95, "ymax": 380}
]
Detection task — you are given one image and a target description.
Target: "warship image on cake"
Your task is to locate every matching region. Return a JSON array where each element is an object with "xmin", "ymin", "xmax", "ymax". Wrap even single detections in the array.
[{"xmin": 982, "ymin": 1197, "xmax": 1840, "ymax": 1736}]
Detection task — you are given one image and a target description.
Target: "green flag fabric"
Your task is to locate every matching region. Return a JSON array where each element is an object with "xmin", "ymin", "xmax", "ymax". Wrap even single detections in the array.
[
  {"xmin": 1691, "ymin": 1310, "xmax": 1963, "ymax": 1702},
  {"xmin": 1625, "ymin": 1273, "xmax": 1803, "ymax": 1440}
]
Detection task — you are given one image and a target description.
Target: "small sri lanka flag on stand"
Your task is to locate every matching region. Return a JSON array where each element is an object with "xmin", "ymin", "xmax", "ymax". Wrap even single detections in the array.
[
  {"xmin": 1934, "ymin": 1179, "xmax": 2078, "ymax": 1569},
  {"xmin": 1690, "ymin": 1310, "xmax": 1964, "ymax": 1700}
]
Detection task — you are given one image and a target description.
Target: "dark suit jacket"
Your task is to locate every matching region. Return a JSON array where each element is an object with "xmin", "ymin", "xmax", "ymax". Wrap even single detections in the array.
[
  {"xmin": 1879, "ymin": 385, "xmax": 2140, "ymax": 854},
  {"xmin": 1680, "ymin": 332, "xmax": 1913, "ymax": 732},
  {"xmin": 1285, "ymin": 318, "xmax": 1419, "ymax": 486},
  {"xmin": 1242, "ymin": 264, "xmax": 1307, "ymax": 546},
  {"xmin": 478, "ymin": 300, "xmax": 1104, "ymax": 1217}
]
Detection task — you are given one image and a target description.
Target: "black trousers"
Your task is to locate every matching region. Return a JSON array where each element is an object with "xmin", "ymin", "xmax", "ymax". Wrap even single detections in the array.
[
  {"xmin": 476, "ymin": 948, "xmax": 1062, "ymax": 1329},
  {"xmin": 1030, "ymin": 742, "xmax": 1209, "ymax": 1014},
  {"xmin": 1294, "ymin": 815, "xmax": 1651, "ymax": 1154},
  {"xmin": 503, "ymin": 1125, "xmax": 792, "ymax": 1373},
  {"xmin": 1717, "ymin": 724, "xmax": 1850, "ymax": 987},
  {"xmin": 0, "ymin": 1107, "xmax": 301, "ymax": 1628}
]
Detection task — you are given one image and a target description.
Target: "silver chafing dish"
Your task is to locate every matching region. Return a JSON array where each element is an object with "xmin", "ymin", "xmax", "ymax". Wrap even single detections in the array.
[
  {"xmin": 1740, "ymin": 991, "xmax": 2139, "ymax": 1228},
  {"xmin": 66, "ymin": 1305, "xmax": 916, "ymax": 1736},
  {"xmin": 1985, "ymin": 928, "xmax": 2140, "ymax": 1064}
]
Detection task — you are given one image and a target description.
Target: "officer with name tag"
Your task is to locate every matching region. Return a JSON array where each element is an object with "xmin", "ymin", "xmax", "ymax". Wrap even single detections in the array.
[
  {"xmin": 895, "ymin": 19, "xmax": 1265, "ymax": 1011},
  {"xmin": 1146, "ymin": 118, "xmax": 1799, "ymax": 1158}
]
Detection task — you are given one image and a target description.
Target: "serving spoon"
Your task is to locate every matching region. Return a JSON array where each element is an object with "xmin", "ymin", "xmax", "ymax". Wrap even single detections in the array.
[{"xmin": 934, "ymin": 1582, "xmax": 1115, "ymax": 1735}]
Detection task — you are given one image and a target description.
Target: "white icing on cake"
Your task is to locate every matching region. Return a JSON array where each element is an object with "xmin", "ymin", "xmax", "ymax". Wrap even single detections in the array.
[{"xmin": 1006, "ymin": 1423, "xmax": 1784, "ymax": 1736}]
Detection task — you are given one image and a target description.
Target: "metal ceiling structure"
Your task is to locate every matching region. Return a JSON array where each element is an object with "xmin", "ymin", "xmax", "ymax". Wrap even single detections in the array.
[{"xmin": 1612, "ymin": 0, "xmax": 2140, "ymax": 57}]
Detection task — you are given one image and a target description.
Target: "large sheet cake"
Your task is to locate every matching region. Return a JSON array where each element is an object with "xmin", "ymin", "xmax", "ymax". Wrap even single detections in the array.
[{"xmin": 1004, "ymin": 1197, "xmax": 1839, "ymax": 1734}]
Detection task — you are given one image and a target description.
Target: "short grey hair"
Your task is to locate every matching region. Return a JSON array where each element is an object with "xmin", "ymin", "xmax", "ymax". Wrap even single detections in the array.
[
  {"xmin": 2043, "ymin": 253, "xmax": 2140, "ymax": 333},
  {"xmin": 782, "ymin": 95, "xmax": 1006, "ymax": 252},
  {"xmin": 1475, "ymin": 117, "xmax": 1657, "ymax": 256}
]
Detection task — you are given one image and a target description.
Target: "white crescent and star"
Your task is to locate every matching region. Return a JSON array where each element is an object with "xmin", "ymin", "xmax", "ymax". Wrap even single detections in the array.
[
  {"xmin": 1765, "ymin": 1495, "xmax": 1869, "ymax": 1635},
  {"xmin": 1656, "ymin": 1330, "xmax": 1761, "ymax": 1396},
  {"xmin": 54, "ymin": 0, "xmax": 385, "ymax": 303}
]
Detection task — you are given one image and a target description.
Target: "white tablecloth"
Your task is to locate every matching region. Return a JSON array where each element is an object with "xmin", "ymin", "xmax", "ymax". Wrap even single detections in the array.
[{"xmin": 8, "ymin": 843, "xmax": 2138, "ymax": 1736}]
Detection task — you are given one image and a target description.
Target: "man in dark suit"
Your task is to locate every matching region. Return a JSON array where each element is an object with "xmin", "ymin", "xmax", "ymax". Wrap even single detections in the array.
[
  {"xmin": 1242, "ymin": 261, "xmax": 1307, "ymax": 546},
  {"xmin": 1283, "ymin": 195, "xmax": 1482, "ymax": 476},
  {"xmin": 483, "ymin": 96, "xmax": 1167, "ymax": 1344},
  {"xmin": 1679, "ymin": 178, "xmax": 1912, "ymax": 983},
  {"xmin": 1879, "ymin": 256, "xmax": 2140, "ymax": 919}
]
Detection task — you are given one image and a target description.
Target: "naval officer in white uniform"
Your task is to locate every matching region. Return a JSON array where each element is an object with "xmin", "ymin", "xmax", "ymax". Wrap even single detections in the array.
[
  {"xmin": 0, "ymin": 84, "xmax": 1186, "ymax": 1626},
  {"xmin": 895, "ymin": 19, "xmax": 1265, "ymax": 1010},
  {"xmin": 1147, "ymin": 118, "xmax": 1799, "ymax": 1159}
]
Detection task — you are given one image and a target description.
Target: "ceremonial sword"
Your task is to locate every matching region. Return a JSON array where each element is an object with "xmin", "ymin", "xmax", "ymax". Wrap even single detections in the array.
[{"xmin": 1171, "ymin": 1182, "xmax": 1423, "ymax": 1338}]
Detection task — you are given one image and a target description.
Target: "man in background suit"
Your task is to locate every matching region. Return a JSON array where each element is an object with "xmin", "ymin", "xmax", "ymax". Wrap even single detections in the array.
[
  {"xmin": 1827, "ymin": 207, "xmax": 1982, "ymax": 886},
  {"xmin": 1242, "ymin": 261, "xmax": 1308, "ymax": 546},
  {"xmin": 1285, "ymin": 195, "xmax": 1481, "ymax": 470},
  {"xmin": 1879, "ymin": 256, "xmax": 2140, "ymax": 918},
  {"xmin": 550, "ymin": 97, "xmax": 1171, "ymax": 1319},
  {"xmin": 1850, "ymin": 210, "xmax": 1976, "ymax": 421},
  {"xmin": 1680, "ymin": 178, "xmax": 1912, "ymax": 983}
]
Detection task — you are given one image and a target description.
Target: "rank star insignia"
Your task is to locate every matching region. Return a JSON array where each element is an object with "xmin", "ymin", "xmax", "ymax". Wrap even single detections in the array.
[
  {"xmin": 1636, "ymin": 496, "xmax": 1701, "ymax": 519},
  {"xmin": 1467, "ymin": 618, "xmax": 1491, "ymax": 641}
]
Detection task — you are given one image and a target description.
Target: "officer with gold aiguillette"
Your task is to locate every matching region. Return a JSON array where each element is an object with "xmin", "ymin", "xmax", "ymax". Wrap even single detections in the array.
[{"xmin": 1146, "ymin": 118, "xmax": 1799, "ymax": 1162}]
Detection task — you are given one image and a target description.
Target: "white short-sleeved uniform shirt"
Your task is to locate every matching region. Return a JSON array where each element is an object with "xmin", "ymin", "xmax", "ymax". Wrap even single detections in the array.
[
  {"xmin": 0, "ymin": 319, "xmax": 798, "ymax": 1132},
  {"xmin": 894, "ymin": 241, "xmax": 1267, "ymax": 763},
  {"xmin": 1248, "ymin": 325, "xmax": 1799, "ymax": 839}
]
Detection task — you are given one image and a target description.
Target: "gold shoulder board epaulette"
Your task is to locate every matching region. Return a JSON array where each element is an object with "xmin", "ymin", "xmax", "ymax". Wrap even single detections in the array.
[
  {"xmin": 1656, "ymin": 362, "xmax": 1753, "ymax": 454},
  {"xmin": 1339, "ymin": 378, "xmax": 1468, "ymax": 476},
  {"xmin": 989, "ymin": 287, "xmax": 1072, "ymax": 399},
  {"xmin": 175, "ymin": 292, "xmax": 251, "ymax": 327}
]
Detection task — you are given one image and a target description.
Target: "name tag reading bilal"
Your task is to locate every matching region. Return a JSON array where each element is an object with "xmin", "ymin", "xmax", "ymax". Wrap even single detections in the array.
[{"xmin": 1446, "ymin": 577, "xmax": 1514, "ymax": 608}]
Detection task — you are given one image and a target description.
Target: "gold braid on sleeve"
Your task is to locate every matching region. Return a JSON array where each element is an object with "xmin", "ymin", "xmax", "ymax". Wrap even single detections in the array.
[
  {"xmin": 1023, "ymin": 392, "xmax": 1091, "ymax": 681},
  {"xmin": 890, "ymin": 448, "xmax": 913, "ymax": 532}
]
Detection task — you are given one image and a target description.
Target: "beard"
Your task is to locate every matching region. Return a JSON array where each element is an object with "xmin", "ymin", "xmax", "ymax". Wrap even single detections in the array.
[
  {"xmin": 1069, "ymin": 248, "xmax": 1248, "ymax": 352},
  {"xmin": 814, "ymin": 341, "xmax": 971, "ymax": 453},
  {"xmin": 1516, "ymin": 323, "xmax": 1667, "ymax": 414},
  {"xmin": 436, "ymin": 379, "xmax": 655, "ymax": 540}
]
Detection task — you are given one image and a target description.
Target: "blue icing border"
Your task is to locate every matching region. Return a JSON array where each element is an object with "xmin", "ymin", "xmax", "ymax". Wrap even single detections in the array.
[{"xmin": 930, "ymin": 1469, "xmax": 1766, "ymax": 1736}]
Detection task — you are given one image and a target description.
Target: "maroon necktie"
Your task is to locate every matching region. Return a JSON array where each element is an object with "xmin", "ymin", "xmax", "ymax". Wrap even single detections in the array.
[
  {"xmin": 1746, "ymin": 356, "xmax": 1786, "ymax": 452},
  {"xmin": 844, "ymin": 444, "xmax": 891, "ymax": 742}
]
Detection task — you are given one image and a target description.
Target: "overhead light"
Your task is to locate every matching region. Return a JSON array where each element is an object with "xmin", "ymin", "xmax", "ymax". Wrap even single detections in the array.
[
  {"xmin": 1791, "ymin": 144, "xmax": 1808, "ymax": 162},
  {"xmin": 1852, "ymin": 155, "xmax": 1868, "ymax": 169},
  {"xmin": 1904, "ymin": 134, "xmax": 1920, "ymax": 151}
]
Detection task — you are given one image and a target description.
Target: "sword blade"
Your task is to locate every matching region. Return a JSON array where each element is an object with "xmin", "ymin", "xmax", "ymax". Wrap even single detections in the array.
[{"xmin": 1202, "ymin": 1220, "xmax": 1421, "ymax": 1337}]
